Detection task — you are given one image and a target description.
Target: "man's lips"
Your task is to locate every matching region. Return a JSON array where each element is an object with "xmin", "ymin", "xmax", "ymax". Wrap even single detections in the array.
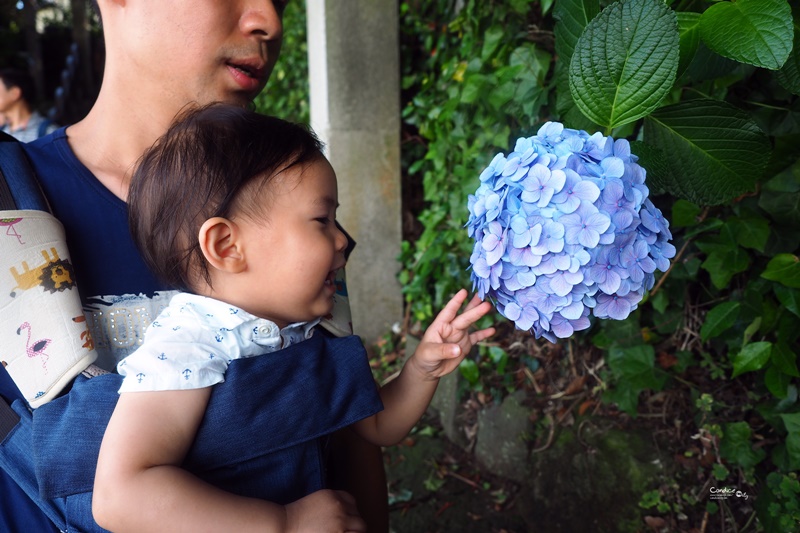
[{"xmin": 226, "ymin": 60, "xmax": 267, "ymax": 91}]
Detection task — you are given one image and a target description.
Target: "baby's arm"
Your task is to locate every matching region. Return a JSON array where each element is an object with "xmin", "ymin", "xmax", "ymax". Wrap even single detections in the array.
[
  {"xmin": 353, "ymin": 289, "xmax": 494, "ymax": 446},
  {"xmin": 94, "ymin": 388, "xmax": 365, "ymax": 532}
]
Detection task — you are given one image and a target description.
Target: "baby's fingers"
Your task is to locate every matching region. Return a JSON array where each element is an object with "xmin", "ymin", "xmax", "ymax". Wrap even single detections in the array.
[
  {"xmin": 468, "ymin": 326, "xmax": 496, "ymax": 346},
  {"xmin": 451, "ymin": 299, "xmax": 494, "ymax": 332},
  {"xmin": 432, "ymin": 289, "xmax": 470, "ymax": 325},
  {"xmin": 463, "ymin": 293, "xmax": 485, "ymax": 313}
]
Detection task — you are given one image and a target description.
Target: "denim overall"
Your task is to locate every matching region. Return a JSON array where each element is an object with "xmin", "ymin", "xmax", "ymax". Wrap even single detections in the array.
[{"xmin": 0, "ymin": 333, "xmax": 383, "ymax": 532}]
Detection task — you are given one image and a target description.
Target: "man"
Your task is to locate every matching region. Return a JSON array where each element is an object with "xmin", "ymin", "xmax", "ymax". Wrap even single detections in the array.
[
  {"xmin": 0, "ymin": 68, "xmax": 58, "ymax": 142},
  {"xmin": 3, "ymin": 0, "xmax": 388, "ymax": 530}
]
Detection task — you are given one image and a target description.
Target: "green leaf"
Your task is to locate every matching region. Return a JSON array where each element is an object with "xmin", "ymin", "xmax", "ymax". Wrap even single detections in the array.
[
  {"xmin": 765, "ymin": 365, "xmax": 791, "ymax": 399},
  {"xmin": 779, "ymin": 413, "xmax": 800, "ymax": 471},
  {"xmin": 776, "ymin": 24, "xmax": 800, "ymax": 95},
  {"xmin": 481, "ymin": 25, "xmax": 505, "ymax": 62},
  {"xmin": 460, "ymin": 73, "xmax": 488, "ymax": 104},
  {"xmin": 671, "ymin": 199, "xmax": 701, "ymax": 228},
  {"xmin": 720, "ymin": 421, "xmax": 767, "ymax": 468},
  {"xmin": 676, "ymin": 12, "xmax": 702, "ymax": 78},
  {"xmin": 629, "ymin": 140, "xmax": 671, "ymax": 195},
  {"xmin": 699, "ymin": 0, "xmax": 793, "ymax": 70},
  {"xmin": 759, "ymin": 164, "xmax": 800, "ymax": 226},
  {"xmin": 607, "ymin": 344, "xmax": 667, "ymax": 390},
  {"xmin": 650, "ymin": 290, "xmax": 668, "ymax": 314},
  {"xmin": 764, "ymin": 134, "xmax": 800, "ymax": 178},
  {"xmin": 488, "ymin": 81, "xmax": 517, "ymax": 111},
  {"xmin": 712, "ymin": 463, "xmax": 730, "ymax": 481},
  {"xmin": 554, "ymin": 0, "xmax": 600, "ymax": 60},
  {"xmin": 731, "ymin": 341, "xmax": 772, "ymax": 378},
  {"xmin": 701, "ymin": 248, "xmax": 750, "ymax": 290},
  {"xmin": 459, "ymin": 358, "xmax": 480, "ymax": 385},
  {"xmin": 569, "ymin": 0, "xmax": 679, "ymax": 128},
  {"xmin": 510, "ymin": 44, "xmax": 551, "ymax": 83},
  {"xmin": 771, "ymin": 342, "xmax": 800, "ymax": 377},
  {"xmin": 774, "ymin": 286, "xmax": 800, "ymax": 318},
  {"xmin": 728, "ymin": 216, "xmax": 770, "ymax": 252},
  {"xmin": 762, "ymin": 254, "xmax": 800, "ymax": 288},
  {"xmin": 701, "ymin": 301, "xmax": 740, "ymax": 342},
  {"xmin": 684, "ymin": 43, "xmax": 740, "ymax": 84},
  {"xmin": 553, "ymin": 0, "xmax": 601, "ymax": 116},
  {"xmin": 644, "ymin": 99, "xmax": 771, "ymax": 205},
  {"xmin": 603, "ymin": 382, "xmax": 640, "ymax": 415}
]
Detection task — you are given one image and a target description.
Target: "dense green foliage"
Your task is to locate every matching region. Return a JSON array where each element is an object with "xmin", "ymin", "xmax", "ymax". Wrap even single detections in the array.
[
  {"xmin": 253, "ymin": 0, "xmax": 309, "ymax": 124},
  {"xmin": 399, "ymin": 0, "xmax": 800, "ymax": 530}
]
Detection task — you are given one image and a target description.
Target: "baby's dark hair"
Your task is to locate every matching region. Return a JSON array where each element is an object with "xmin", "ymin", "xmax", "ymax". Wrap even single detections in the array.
[{"xmin": 128, "ymin": 103, "xmax": 324, "ymax": 293}]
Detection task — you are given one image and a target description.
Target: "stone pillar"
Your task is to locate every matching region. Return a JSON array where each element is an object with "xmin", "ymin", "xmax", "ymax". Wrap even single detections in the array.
[{"xmin": 307, "ymin": 1, "xmax": 402, "ymax": 343}]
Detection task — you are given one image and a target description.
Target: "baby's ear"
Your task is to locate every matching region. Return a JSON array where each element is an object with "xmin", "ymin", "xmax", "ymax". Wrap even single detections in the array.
[{"xmin": 198, "ymin": 217, "xmax": 246, "ymax": 274}]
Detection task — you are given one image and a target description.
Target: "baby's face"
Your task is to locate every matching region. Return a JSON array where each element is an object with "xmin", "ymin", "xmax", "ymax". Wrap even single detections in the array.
[{"xmin": 232, "ymin": 157, "xmax": 349, "ymax": 328}]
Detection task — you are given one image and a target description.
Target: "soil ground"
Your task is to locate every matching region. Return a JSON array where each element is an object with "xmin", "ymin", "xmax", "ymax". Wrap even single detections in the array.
[{"xmin": 384, "ymin": 413, "xmax": 528, "ymax": 533}]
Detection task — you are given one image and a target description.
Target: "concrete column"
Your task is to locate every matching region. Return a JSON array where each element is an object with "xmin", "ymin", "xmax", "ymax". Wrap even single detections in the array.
[{"xmin": 307, "ymin": 0, "xmax": 402, "ymax": 343}]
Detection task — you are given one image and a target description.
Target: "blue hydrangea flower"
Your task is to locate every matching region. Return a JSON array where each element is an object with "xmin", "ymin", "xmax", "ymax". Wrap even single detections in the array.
[{"xmin": 467, "ymin": 122, "xmax": 676, "ymax": 343}]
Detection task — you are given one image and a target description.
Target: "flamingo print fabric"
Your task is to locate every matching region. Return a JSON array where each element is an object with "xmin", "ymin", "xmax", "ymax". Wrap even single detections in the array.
[{"xmin": 0, "ymin": 210, "xmax": 97, "ymax": 407}]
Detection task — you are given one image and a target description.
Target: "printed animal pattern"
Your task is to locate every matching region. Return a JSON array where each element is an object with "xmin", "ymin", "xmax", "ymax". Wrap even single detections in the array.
[
  {"xmin": 1, "ymin": 218, "xmax": 98, "ymax": 404},
  {"xmin": 73, "ymin": 315, "xmax": 94, "ymax": 350},
  {"xmin": 17, "ymin": 321, "xmax": 51, "ymax": 373},
  {"xmin": 0, "ymin": 217, "xmax": 24, "ymax": 245},
  {"xmin": 7, "ymin": 247, "xmax": 76, "ymax": 297}
]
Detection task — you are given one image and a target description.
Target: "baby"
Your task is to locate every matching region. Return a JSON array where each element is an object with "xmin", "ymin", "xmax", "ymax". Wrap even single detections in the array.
[{"xmin": 92, "ymin": 104, "xmax": 495, "ymax": 532}]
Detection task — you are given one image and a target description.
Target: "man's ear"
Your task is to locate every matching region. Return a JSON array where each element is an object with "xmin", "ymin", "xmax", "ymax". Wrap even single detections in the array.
[{"xmin": 198, "ymin": 217, "xmax": 246, "ymax": 274}]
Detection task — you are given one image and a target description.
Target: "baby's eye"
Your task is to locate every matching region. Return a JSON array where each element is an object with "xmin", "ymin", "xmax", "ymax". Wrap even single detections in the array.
[{"xmin": 315, "ymin": 217, "xmax": 330, "ymax": 224}]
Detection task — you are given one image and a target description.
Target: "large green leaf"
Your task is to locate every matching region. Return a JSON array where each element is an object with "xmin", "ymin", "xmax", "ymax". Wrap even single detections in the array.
[
  {"xmin": 569, "ymin": 0, "xmax": 679, "ymax": 128},
  {"xmin": 643, "ymin": 99, "xmax": 771, "ymax": 205},
  {"xmin": 553, "ymin": 0, "xmax": 600, "ymax": 116},
  {"xmin": 699, "ymin": 0, "xmax": 793, "ymax": 71},
  {"xmin": 676, "ymin": 12, "xmax": 702, "ymax": 78},
  {"xmin": 776, "ymin": 23, "xmax": 800, "ymax": 95},
  {"xmin": 554, "ymin": 0, "xmax": 601, "ymax": 58}
]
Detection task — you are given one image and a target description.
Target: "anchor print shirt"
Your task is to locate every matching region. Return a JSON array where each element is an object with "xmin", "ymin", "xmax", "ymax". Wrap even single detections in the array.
[{"xmin": 117, "ymin": 293, "xmax": 318, "ymax": 392}]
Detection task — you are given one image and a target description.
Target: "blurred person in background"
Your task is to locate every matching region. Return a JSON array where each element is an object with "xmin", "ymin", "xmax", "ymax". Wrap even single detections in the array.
[{"xmin": 0, "ymin": 67, "xmax": 57, "ymax": 142}]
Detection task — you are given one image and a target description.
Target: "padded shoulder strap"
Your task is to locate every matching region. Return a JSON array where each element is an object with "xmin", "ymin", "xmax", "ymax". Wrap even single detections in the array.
[{"xmin": 0, "ymin": 131, "xmax": 50, "ymax": 211}]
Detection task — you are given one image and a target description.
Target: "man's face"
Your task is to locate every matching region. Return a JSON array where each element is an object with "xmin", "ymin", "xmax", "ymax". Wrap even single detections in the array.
[{"xmin": 120, "ymin": 0, "xmax": 287, "ymax": 107}]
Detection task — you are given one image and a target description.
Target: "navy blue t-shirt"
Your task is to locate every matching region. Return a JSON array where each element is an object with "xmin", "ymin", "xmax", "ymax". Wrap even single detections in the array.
[
  {"xmin": 22, "ymin": 128, "xmax": 176, "ymax": 369},
  {"xmin": 23, "ymin": 128, "xmax": 162, "ymax": 298}
]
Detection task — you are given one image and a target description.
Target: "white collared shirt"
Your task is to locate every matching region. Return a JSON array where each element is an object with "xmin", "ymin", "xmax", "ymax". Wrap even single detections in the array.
[{"xmin": 117, "ymin": 293, "xmax": 317, "ymax": 392}]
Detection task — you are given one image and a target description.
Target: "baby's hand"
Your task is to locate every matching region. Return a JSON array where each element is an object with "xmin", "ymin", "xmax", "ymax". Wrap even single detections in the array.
[
  {"xmin": 285, "ymin": 489, "xmax": 365, "ymax": 532},
  {"xmin": 409, "ymin": 289, "xmax": 495, "ymax": 380}
]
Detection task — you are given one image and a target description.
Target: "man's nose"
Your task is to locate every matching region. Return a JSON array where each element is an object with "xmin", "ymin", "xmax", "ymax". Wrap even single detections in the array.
[{"xmin": 239, "ymin": 0, "xmax": 284, "ymax": 41}]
